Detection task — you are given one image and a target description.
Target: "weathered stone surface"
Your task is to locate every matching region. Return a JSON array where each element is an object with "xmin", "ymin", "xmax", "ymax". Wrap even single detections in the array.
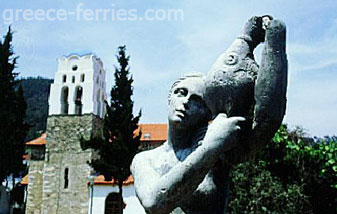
[
  {"xmin": 132, "ymin": 16, "xmax": 287, "ymax": 214},
  {"xmin": 25, "ymin": 114, "xmax": 102, "ymax": 214},
  {"xmin": 25, "ymin": 160, "xmax": 45, "ymax": 214}
]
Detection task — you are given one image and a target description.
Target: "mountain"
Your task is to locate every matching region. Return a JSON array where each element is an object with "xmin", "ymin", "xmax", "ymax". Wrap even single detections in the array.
[{"xmin": 20, "ymin": 77, "xmax": 53, "ymax": 141}]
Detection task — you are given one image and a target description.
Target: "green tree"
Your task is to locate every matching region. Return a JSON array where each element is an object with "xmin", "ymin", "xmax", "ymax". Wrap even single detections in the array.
[
  {"xmin": 82, "ymin": 46, "xmax": 141, "ymax": 214},
  {"xmin": 228, "ymin": 125, "xmax": 337, "ymax": 214},
  {"xmin": 228, "ymin": 157, "xmax": 312, "ymax": 214},
  {"xmin": 20, "ymin": 77, "xmax": 53, "ymax": 140},
  {"xmin": 265, "ymin": 126, "xmax": 337, "ymax": 213},
  {"xmin": 0, "ymin": 27, "xmax": 29, "ymax": 184}
]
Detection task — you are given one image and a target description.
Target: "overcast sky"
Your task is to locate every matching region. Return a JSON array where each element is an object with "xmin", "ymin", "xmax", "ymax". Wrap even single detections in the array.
[{"xmin": 0, "ymin": 0, "xmax": 336, "ymax": 137}]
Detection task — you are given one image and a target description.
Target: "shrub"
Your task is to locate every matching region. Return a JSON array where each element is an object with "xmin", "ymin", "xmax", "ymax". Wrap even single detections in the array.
[{"xmin": 228, "ymin": 125, "xmax": 337, "ymax": 214}]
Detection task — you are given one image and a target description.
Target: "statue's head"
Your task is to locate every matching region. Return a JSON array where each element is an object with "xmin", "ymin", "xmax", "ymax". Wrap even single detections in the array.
[{"xmin": 168, "ymin": 74, "xmax": 211, "ymax": 128}]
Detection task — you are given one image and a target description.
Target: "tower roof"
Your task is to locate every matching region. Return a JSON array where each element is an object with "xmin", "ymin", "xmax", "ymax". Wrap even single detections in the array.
[{"xmin": 58, "ymin": 53, "xmax": 104, "ymax": 67}]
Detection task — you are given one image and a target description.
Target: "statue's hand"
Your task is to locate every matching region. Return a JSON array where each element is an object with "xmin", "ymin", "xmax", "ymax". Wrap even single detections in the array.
[
  {"xmin": 241, "ymin": 15, "xmax": 273, "ymax": 45},
  {"xmin": 262, "ymin": 16, "xmax": 272, "ymax": 30},
  {"xmin": 263, "ymin": 18, "xmax": 286, "ymax": 46},
  {"xmin": 205, "ymin": 113, "xmax": 245, "ymax": 152}
]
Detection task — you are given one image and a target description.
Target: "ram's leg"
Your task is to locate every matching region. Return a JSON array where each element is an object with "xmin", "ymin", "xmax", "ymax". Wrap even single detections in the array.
[{"xmin": 252, "ymin": 19, "xmax": 288, "ymax": 152}]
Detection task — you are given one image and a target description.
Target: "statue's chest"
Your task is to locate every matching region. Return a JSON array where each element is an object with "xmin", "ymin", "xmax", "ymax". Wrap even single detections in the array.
[
  {"xmin": 152, "ymin": 147, "xmax": 195, "ymax": 176},
  {"xmin": 153, "ymin": 147, "xmax": 217, "ymax": 180},
  {"xmin": 151, "ymin": 150, "xmax": 180, "ymax": 175},
  {"xmin": 152, "ymin": 151, "xmax": 217, "ymax": 195}
]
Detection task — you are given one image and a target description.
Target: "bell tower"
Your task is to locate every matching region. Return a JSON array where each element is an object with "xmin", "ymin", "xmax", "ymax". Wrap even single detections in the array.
[
  {"xmin": 25, "ymin": 53, "xmax": 106, "ymax": 214},
  {"xmin": 48, "ymin": 53, "xmax": 106, "ymax": 117}
]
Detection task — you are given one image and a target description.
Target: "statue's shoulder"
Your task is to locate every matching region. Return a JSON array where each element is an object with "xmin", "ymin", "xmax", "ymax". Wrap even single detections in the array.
[
  {"xmin": 133, "ymin": 142, "xmax": 169, "ymax": 163},
  {"xmin": 131, "ymin": 141, "xmax": 170, "ymax": 175}
]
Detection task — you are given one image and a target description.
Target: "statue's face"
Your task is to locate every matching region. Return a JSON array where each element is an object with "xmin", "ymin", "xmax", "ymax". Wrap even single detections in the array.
[{"xmin": 168, "ymin": 78, "xmax": 209, "ymax": 128}]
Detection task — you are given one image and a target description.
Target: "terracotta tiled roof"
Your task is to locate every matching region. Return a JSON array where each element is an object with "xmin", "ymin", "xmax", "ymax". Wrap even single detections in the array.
[
  {"xmin": 25, "ymin": 124, "xmax": 167, "ymax": 146},
  {"xmin": 21, "ymin": 174, "xmax": 134, "ymax": 186},
  {"xmin": 137, "ymin": 124, "xmax": 167, "ymax": 141},
  {"xmin": 26, "ymin": 133, "xmax": 46, "ymax": 146},
  {"xmin": 21, "ymin": 175, "xmax": 28, "ymax": 185},
  {"xmin": 93, "ymin": 175, "xmax": 134, "ymax": 186}
]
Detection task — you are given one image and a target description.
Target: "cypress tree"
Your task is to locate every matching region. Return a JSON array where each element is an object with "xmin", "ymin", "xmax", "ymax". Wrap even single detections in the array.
[
  {"xmin": 0, "ymin": 27, "xmax": 29, "ymax": 183},
  {"xmin": 82, "ymin": 46, "xmax": 141, "ymax": 214}
]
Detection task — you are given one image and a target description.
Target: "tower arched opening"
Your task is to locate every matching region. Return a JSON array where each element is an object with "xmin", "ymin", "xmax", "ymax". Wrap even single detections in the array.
[
  {"xmin": 60, "ymin": 86, "xmax": 69, "ymax": 114},
  {"xmin": 74, "ymin": 86, "xmax": 83, "ymax": 115}
]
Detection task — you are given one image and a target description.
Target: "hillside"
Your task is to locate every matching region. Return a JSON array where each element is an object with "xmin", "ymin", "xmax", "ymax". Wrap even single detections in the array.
[{"xmin": 20, "ymin": 77, "xmax": 53, "ymax": 141}]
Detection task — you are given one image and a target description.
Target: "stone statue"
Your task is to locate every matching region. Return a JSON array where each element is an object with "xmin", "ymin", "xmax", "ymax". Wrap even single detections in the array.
[{"xmin": 131, "ymin": 15, "xmax": 287, "ymax": 214}]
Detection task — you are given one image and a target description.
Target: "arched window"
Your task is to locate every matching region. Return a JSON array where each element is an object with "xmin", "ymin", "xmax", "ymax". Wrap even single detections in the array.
[
  {"xmin": 62, "ymin": 75, "xmax": 67, "ymax": 83},
  {"xmin": 72, "ymin": 76, "xmax": 75, "ymax": 83},
  {"xmin": 60, "ymin": 86, "xmax": 69, "ymax": 114},
  {"xmin": 97, "ymin": 89, "xmax": 101, "ymax": 117},
  {"xmin": 81, "ymin": 74, "xmax": 85, "ymax": 82},
  {"xmin": 105, "ymin": 192, "xmax": 125, "ymax": 214},
  {"xmin": 72, "ymin": 65, "xmax": 78, "ymax": 71},
  {"xmin": 102, "ymin": 94, "xmax": 106, "ymax": 116},
  {"xmin": 74, "ymin": 86, "xmax": 83, "ymax": 115}
]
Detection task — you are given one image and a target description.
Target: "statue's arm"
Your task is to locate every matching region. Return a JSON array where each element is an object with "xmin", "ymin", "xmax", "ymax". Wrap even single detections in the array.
[
  {"xmin": 251, "ymin": 18, "xmax": 288, "ymax": 154},
  {"xmin": 131, "ymin": 114, "xmax": 244, "ymax": 214},
  {"xmin": 222, "ymin": 17, "xmax": 287, "ymax": 164}
]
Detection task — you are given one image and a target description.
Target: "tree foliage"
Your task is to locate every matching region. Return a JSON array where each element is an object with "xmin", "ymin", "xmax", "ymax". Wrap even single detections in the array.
[
  {"xmin": 0, "ymin": 27, "xmax": 29, "ymax": 182},
  {"xmin": 81, "ymin": 46, "xmax": 141, "ymax": 213},
  {"xmin": 228, "ymin": 125, "xmax": 337, "ymax": 214},
  {"xmin": 19, "ymin": 77, "xmax": 53, "ymax": 140}
]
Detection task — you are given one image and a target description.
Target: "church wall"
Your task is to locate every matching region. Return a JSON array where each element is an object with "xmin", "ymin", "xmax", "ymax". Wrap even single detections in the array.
[
  {"xmin": 25, "ymin": 160, "xmax": 44, "ymax": 214},
  {"xmin": 89, "ymin": 185, "xmax": 146, "ymax": 214},
  {"xmin": 40, "ymin": 114, "xmax": 102, "ymax": 214}
]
